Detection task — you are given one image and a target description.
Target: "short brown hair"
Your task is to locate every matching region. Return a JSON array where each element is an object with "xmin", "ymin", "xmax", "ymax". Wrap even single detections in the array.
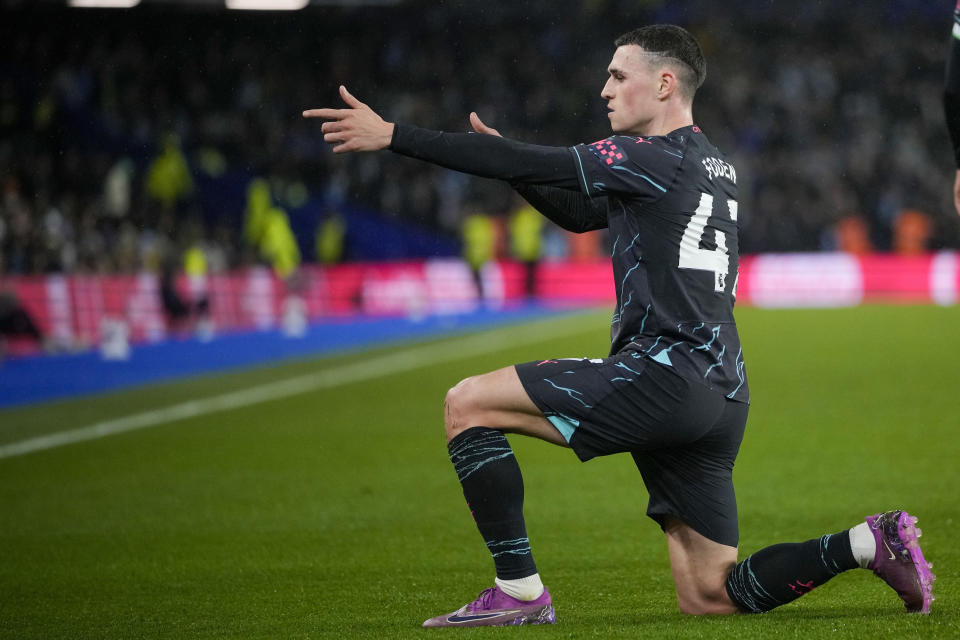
[{"xmin": 615, "ymin": 25, "xmax": 706, "ymax": 100}]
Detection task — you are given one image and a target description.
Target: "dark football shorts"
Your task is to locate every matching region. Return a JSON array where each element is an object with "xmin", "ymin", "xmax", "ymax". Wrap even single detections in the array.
[{"xmin": 515, "ymin": 352, "xmax": 749, "ymax": 548}]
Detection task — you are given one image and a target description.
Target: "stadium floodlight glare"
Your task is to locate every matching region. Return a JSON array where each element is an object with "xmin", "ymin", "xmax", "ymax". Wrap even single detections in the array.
[
  {"xmin": 225, "ymin": 0, "xmax": 309, "ymax": 9},
  {"xmin": 68, "ymin": 0, "xmax": 141, "ymax": 7}
]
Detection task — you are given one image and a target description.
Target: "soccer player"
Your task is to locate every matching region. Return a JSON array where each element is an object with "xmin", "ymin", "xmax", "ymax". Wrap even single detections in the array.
[
  {"xmin": 947, "ymin": 1, "xmax": 960, "ymax": 214},
  {"xmin": 305, "ymin": 25, "xmax": 935, "ymax": 626}
]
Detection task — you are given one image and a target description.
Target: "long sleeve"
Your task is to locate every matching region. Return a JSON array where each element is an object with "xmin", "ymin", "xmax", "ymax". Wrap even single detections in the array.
[
  {"xmin": 513, "ymin": 184, "xmax": 609, "ymax": 233},
  {"xmin": 389, "ymin": 124, "xmax": 582, "ymax": 190}
]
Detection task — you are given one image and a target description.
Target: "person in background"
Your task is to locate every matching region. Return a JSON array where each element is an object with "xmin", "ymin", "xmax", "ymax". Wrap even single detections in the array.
[
  {"xmin": 461, "ymin": 208, "xmax": 496, "ymax": 302},
  {"xmin": 508, "ymin": 195, "xmax": 544, "ymax": 299},
  {"xmin": 0, "ymin": 289, "xmax": 46, "ymax": 358},
  {"xmin": 159, "ymin": 259, "xmax": 209, "ymax": 335},
  {"xmin": 146, "ymin": 134, "xmax": 194, "ymax": 212},
  {"xmin": 316, "ymin": 211, "xmax": 346, "ymax": 265}
]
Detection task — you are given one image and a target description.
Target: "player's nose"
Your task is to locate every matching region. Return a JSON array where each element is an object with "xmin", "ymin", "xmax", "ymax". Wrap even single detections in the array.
[{"xmin": 601, "ymin": 80, "xmax": 614, "ymax": 100}]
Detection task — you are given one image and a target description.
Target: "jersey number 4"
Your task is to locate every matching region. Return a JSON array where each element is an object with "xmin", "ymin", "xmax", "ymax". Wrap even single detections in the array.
[{"xmin": 678, "ymin": 192, "xmax": 737, "ymax": 295}]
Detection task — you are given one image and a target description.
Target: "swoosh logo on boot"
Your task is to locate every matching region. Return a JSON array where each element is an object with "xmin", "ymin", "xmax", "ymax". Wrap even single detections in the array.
[
  {"xmin": 882, "ymin": 537, "xmax": 897, "ymax": 560},
  {"xmin": 446, "ymin": 609, "xmax": 522, "ymax": 623}
]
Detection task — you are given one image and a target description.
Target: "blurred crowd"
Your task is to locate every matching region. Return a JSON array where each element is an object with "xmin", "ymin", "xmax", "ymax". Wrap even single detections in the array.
[{"xmin": 1, "ymin": 0, "xmax": 959, "ymax": 278}]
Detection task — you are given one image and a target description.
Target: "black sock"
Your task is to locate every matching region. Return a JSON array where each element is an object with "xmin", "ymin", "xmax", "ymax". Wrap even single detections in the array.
[
  {"xmin": 725, "ymin": 530, "xmax": 859, "ymax": 613},
  {"xmin": 447, "ymin": 427, "xmax": 537, "ymax": 580}
]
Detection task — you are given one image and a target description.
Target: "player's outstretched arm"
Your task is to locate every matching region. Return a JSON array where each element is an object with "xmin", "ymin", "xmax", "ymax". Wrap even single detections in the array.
[
  {"xmin": 303, "ymin": 85, "xmax": 395, "ymax": 153},
  {"xmin": 304, "ymin": 89, "xmax": 581, "ymax": 188}
]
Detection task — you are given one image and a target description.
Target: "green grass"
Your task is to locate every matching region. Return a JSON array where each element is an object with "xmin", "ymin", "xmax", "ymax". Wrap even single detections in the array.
[{"xmin": 0, "ymin": 305, "xmax": 958, "ymax": 639}]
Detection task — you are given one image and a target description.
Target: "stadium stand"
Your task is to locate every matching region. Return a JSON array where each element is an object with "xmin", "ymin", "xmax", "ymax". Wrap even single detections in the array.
[{"xmin": 1, "ymin": 0, "xmax": 958, "ymax": 281}]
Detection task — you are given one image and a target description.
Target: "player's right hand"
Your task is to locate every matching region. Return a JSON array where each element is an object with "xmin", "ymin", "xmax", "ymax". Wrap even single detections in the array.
[
  {"xmin": 469, "ymin": 112, "xmax": 502, "ymax": 138},
  {"xmin": 303, "ymin": 86, "xmax": 394, "ymax": 153}
]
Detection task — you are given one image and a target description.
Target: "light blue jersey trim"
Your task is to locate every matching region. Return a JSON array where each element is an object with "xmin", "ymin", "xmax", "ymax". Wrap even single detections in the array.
[
  {"xmin": 610, "ymin": 165, "xmax": 667, "ymax": 192},
  {"xmin": 571, "ymin": 147, "xmax": 592, "ymax": 197}
]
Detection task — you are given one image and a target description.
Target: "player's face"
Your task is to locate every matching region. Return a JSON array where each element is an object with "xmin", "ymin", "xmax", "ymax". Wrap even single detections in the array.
[{"xmin": 601, "ymin": 45, "xmax": 660, "ymax": 135}]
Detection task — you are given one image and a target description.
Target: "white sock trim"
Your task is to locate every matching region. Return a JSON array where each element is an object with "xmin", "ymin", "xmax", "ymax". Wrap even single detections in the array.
[
  {"xmin": 849, "ymin": 522, "xmax": 876, "ymax": 569},
  {"xmin": 495, "ymin": 573, "xmax": 544, "ymax": 601}
]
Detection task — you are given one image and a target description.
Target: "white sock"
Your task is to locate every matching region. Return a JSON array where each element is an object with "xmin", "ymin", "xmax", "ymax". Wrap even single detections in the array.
[
  {"xmin": 849, "ymin": 522, "xmax": 876, "ymax": 569},
  {"xmin": 495, "ymin": 573, "xmax": 544, "ymax": 601}
]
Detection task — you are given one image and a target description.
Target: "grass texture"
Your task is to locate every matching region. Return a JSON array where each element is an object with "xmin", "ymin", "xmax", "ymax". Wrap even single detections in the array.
[{"xmin": 0, "ymin": 305, "xmax": 957, "ymax": 639}]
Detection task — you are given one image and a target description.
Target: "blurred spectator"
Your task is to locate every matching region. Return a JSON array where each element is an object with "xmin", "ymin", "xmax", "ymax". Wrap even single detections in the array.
[
  {"xmin": 316, "ymin": 211, "xmax": 346, "ymax": 265},
  {"xmin": 104, "ymin": 158, "xmax": 134, "ymax": 219},
  {"xmin": 159, "ymin": 260, "xmax": 211, "ymax": 336},
  {"xmin": 260, "ymin": 207, "xmax": 300, "ymax": 280},
  {"xmin": 508, "ymin": 197, "xmax": 545, "ymax": 298},
  {"xmin": 244, "ymin": 179, "xmax": 272, "ymax": 250},
  {"xmin": 462, "ymin": 209, "xmax": 496, "ymax": 301},
  {"xmin": 241, "ymin": 177, "xmax": 300, "ymax": 277},
  {"xmin": 833, "ymin": 215, "xmax": 875, "ymax": 254},
  {"xmin": 146, "ymin": 134, "xmax": 193, "ymax": 211},
  {"xmin": 893, "ymin": 209, "xmax": 934, "ymax": 254},
  {"xmin": 0, "ymin": 289, "xmax": 46, "ymax": 356}
]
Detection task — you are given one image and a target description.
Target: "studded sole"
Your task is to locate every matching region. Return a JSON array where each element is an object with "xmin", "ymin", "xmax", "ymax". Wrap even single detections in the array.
[
  {"xmin": 500, "ymin": 605, "xmax": 556, "ymax": 626},
  {"xmin": 897, "ymin": 511, "xmax": 936, "ymax": 614}
]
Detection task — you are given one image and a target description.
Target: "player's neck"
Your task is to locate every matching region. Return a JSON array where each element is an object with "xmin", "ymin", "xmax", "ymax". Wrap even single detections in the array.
[{"xmin": 632, "ymin": 105, "xmax": 694, "ymax": 137}]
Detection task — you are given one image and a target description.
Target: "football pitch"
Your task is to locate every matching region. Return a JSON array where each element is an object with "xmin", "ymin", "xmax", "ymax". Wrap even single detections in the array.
[{"xmin": 0, "ymin": 305, "xmax": 957, "ymax": 639}]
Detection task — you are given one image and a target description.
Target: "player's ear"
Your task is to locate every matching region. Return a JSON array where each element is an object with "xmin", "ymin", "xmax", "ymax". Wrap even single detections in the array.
[{"xmin": 658, "ymin": 70, "xmax": 677, "ymax": 99}]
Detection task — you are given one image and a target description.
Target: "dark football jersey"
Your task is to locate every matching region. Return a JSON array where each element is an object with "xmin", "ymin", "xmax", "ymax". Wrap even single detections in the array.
[{"xmin": 569, "ymin": 126, "xmax": 749, "ymax": 403}]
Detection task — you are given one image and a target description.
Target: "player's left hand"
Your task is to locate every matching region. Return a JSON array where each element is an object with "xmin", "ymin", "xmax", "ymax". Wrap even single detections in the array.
[
  {"xmin": 469, "ymin": 112, "xmax": 502, "ymax": 137},
  {"xmin": 954, "ymin": 170, "xmax": 960, "ymax": 216},
  {"xmin": 303, "ymin": 86, "xmax": 394, "ymax": 153}
]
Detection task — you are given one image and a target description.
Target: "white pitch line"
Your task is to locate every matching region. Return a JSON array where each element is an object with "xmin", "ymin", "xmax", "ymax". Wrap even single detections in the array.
[{"xmin": 0, "ymin": 314, "xmax": 596, "ymax": 460}]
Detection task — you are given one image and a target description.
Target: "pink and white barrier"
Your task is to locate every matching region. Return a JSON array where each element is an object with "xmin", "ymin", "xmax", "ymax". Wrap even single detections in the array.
[
  {"xmin": 537, "ymin": 252, "xmax": 960, "ymax": 307},
  {"xmin": 1, "ymin": 252, "xmax": 957, "ymax": 353},
  {"xmin": 738, "ymin": 253, "xmax": 960, "ymax": 307}
]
